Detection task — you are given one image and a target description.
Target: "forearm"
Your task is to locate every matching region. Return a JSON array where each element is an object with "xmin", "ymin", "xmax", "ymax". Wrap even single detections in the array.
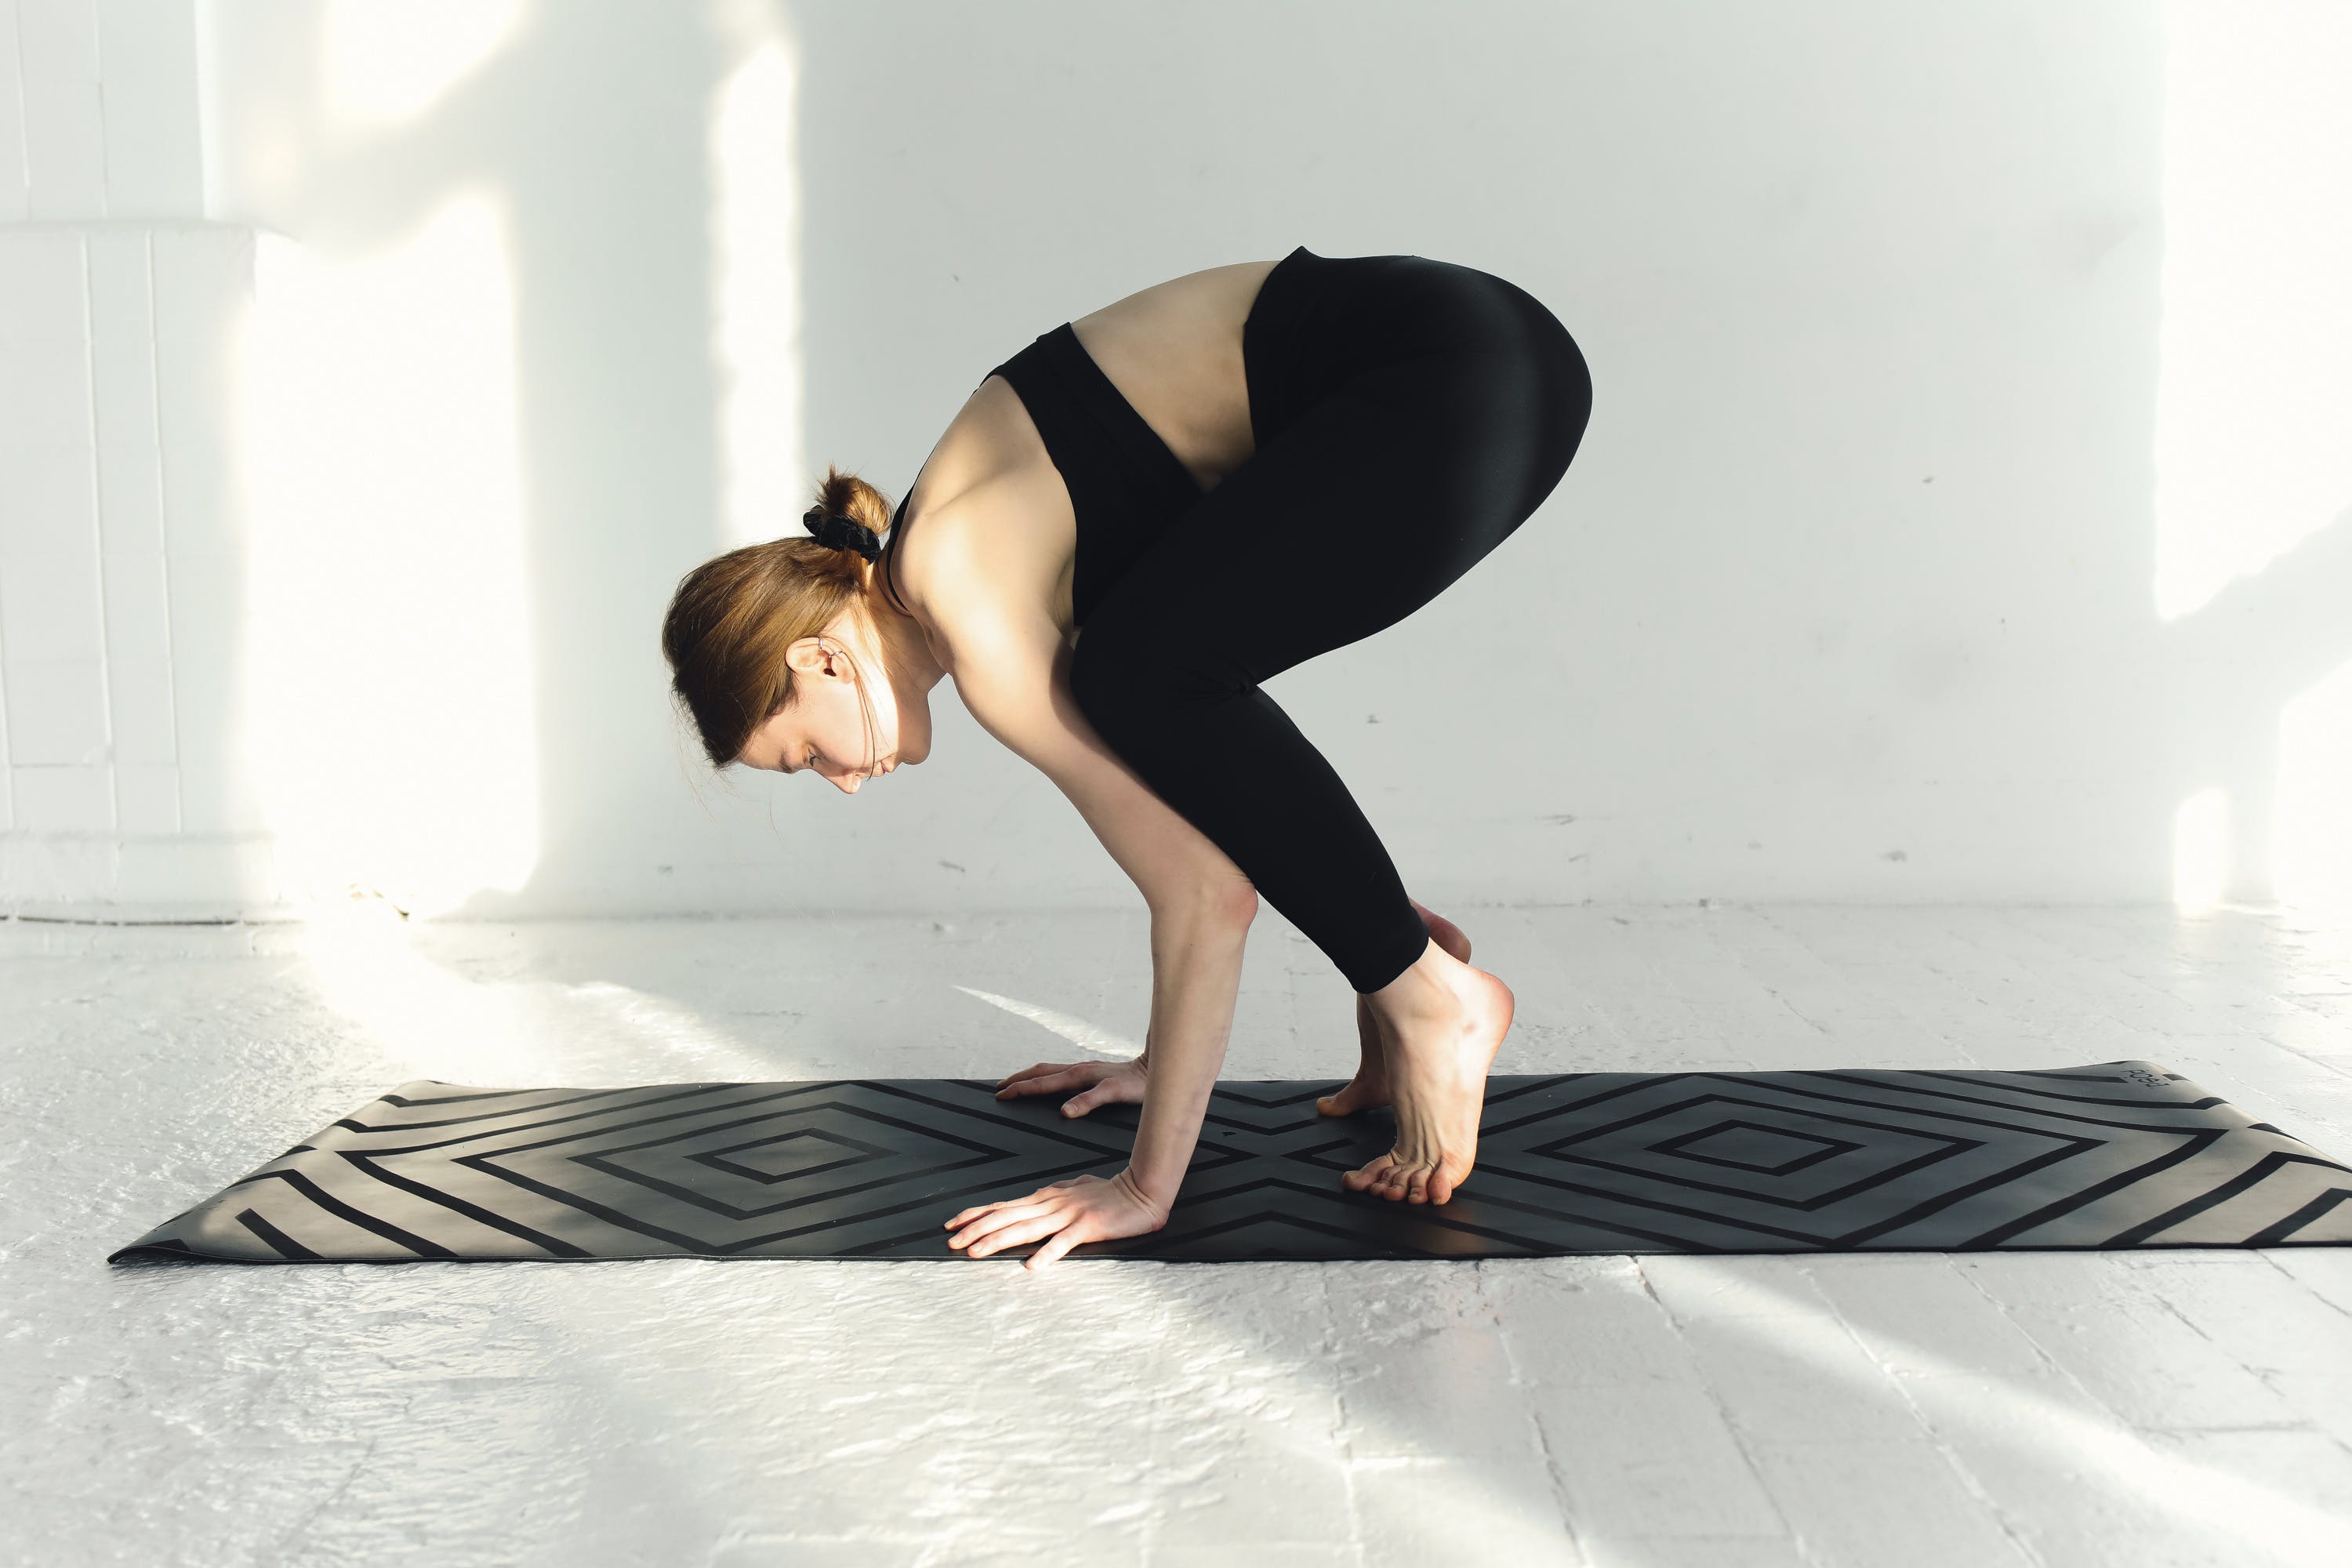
[{"xmin": 1125, "ymin": 906, "xmax": 1250, "ymax": 1208}]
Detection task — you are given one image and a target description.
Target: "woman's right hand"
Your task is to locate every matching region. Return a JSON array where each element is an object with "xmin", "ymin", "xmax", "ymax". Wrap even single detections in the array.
[{"xmin": 993, "ymin": 1054, "xmax": 1150, "ymax": 1118}]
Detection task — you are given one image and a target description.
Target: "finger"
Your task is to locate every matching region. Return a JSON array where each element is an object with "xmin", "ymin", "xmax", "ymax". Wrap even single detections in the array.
[
  {"xmin": 943, "ymin": 1193, "xmax": 1029, "ymax": 1227},
  {"xmin": 996, "ymin": 1067, "xmax": 1091, "ymax": 1099},
  {"xmin": 949, "ymin": 1201, "xmax": 1053, "ymax": 1250},
  {"xmin": 994, "ymin": 1062, "xmax": 1065, "ymax": 1088},
  {"xmin": 1063, "ymin": 1076, "xmax": 1145, "ymax": 1116},
  {"xmin": 967, "ymin": 1210, "xmax": 1069, "ymax": 1259},
  {"xmin": 943, "ymin": 1181, "xmax": 1069, "ymax": 1227},
  {"xmin": 1026, "ymin": 1231, "xmax": 1083, "ymax": 1272},
  {"xmin": 949, "ymin": 1200, "xmax": 1050, "ymax": 1247}
]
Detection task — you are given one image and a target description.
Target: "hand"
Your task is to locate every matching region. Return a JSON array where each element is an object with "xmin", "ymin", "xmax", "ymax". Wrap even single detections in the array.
[
  {"xmin": 993, "ymin": 1053, "xmax": 1149, "ymax": 1117},
  {"xmin": 944, "ymin": 1168, "xmax": 1168, "ymax": 1270}
]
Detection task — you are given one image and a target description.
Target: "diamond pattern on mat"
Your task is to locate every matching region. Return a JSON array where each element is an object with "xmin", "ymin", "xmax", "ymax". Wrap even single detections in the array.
[{"xmin": 107, "ymin": 1062, "xmax": 2352, "ymax": 1264}]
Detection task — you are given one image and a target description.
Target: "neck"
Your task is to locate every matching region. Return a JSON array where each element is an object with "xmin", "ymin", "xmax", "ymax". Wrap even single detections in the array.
[{"xmin": 867, "ymin": 586, "xmax": 951, "ymax": 695}]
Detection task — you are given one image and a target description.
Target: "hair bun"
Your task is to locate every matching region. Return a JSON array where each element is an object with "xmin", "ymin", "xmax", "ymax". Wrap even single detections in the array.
[{"xmin": 801, "ymin": 506, "xmax": 881, "ymax": 562}]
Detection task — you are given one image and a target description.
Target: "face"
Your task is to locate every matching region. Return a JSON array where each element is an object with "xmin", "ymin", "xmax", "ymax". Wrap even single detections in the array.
[{"xmin": 735, "ymin": 615, "xmax": 929, "ymax": 794}]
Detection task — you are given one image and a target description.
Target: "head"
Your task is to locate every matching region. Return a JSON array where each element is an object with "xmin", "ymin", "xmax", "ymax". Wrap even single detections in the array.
[{"xmin": 661, "ymin": 465, "xmax": 946, "ymax": 795}]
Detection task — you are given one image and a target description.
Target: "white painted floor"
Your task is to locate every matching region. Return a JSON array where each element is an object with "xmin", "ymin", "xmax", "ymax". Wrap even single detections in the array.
[{"xmin": 6, "ymin": 902, "xmax": 2352, "ymax": 1567}]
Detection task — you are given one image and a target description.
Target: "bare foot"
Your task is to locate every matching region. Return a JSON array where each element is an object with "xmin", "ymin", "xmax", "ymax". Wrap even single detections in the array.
[
  {"xmin": 1341, "ymin": 948, "xmax": 1513, "ymax": 1206},
  {"xmin": 1317, "ymin": 900, "xmax": 1472, "ymax": 1118}
]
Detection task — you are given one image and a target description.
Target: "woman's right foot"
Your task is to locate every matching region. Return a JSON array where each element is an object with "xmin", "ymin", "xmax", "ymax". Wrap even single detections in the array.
[
  {"xmin": 1344, "ymin": 955, "xmax": 1514, "ymax": 1206},
  {"xmin": 1316, "ymin": 901, "xmax": 1471, "ymax": 1117}
]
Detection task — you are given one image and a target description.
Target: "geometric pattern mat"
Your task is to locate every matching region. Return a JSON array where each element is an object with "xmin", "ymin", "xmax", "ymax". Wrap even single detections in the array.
[{"xmin": 107, "ymin": 1060, "xmax": 2352, "ymax": 1264}]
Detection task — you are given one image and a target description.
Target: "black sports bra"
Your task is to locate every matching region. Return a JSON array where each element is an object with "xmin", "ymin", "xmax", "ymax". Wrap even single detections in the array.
[{"xmin": 879, "ymin": 322, "xmax": 1203, "ymax": 630}]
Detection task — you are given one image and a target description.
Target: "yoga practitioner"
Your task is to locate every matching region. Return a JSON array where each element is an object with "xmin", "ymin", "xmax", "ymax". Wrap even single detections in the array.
[{"xmin": 661, "ymin": 247, "xmax": 1592, "ymax": 1268}]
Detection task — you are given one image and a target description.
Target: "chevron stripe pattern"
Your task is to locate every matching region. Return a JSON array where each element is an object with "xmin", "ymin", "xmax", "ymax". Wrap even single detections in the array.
[{"xmin": 107, "ymin": 1060, "xmax": 2352, "ymax": 1264}]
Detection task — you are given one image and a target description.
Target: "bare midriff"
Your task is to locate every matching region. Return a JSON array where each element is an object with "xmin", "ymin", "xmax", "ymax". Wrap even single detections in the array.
[{"xmin": 892, "ymin": 258, "xmax": 1283, "ymax": 660}]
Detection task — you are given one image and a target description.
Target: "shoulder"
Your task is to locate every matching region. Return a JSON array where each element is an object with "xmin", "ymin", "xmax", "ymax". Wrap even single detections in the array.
[
  {"xmin": 924, "ymin": 563, "xmax": 1061, "ymax": 691},
  {"xmin": 891, "ymin": 472, "xmax": 1074, "ymax": 667},
  {"xmin": 932, "ymin": 594, "xmax": 1074, "ymax": 779}
]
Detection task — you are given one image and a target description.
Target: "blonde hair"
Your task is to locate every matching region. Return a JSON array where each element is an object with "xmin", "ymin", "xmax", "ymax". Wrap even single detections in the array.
[{"xmin": 660, "ymin": 464, "xmax": 899, "ymax": 769}]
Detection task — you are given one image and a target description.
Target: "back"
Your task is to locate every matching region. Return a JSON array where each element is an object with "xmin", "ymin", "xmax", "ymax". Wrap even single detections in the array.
[{"xmin": 885, "ymin": 258, "xmax": 1280, "ymax": 658}]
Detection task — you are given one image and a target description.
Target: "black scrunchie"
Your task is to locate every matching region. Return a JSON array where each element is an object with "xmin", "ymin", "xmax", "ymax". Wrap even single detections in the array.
[{"xmin": 802, "ymin": 506, "xmax": 881, "ymax": 562}]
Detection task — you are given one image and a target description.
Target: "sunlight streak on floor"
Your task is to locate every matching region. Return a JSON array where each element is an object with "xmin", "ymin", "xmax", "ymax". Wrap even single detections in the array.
[
  {"xmin": 290, "ymin": 899, "xmax": 575, "ymax": 1083},
  {"xmin": 953, "ymin": 985, "xmax": 1143, "ymax": 1060},
  {"xmin": 1661, "ymin": 1261, "xmax": 2352, "ymax": 1568},
  {"xmin": 555, "ymin": 978, "xmax": 816, "ymax": 1083},
  {"xmin": 287, "ymin": 904, "xmax": 812, "ymax": 1088}
]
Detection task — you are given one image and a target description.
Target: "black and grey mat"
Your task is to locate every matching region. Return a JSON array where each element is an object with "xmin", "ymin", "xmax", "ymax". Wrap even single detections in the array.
[{"xmin": 108, "ymin": 1060, "xmax": 2352, "ymax": 1263}]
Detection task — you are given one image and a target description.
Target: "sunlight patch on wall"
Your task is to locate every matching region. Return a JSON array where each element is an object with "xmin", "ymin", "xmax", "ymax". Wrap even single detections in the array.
[
  {"xmin": 2172, "ymin": 786, "xmax": 2229, "ymax": 914},
  {"xmin": 319, "ymin": 0, "xmax": 525, "ymax": 129},
  {"xmin": 2275, "ymin": 657, "xmax": 2352, "ymax": 915},
  {"xmin": 2151, "ymin": 2, "xmax": 2352, "ymax": 622},
  {"xmin": 241, "ymin": 193, "xmax": 538, "ymax": 917},
  {"xmin": 707, "ymin": 10, "xmax": 806, "ymax": 548}
]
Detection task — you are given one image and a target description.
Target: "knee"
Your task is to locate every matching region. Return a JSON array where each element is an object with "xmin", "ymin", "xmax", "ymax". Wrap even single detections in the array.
[
  {"xmin": 1196, "ymin": 877, "xmax": 1261, "ymax": 930},
  {"xmin": 1154, "ymin": 876, "xmax": 1258, "ymax": 942}
]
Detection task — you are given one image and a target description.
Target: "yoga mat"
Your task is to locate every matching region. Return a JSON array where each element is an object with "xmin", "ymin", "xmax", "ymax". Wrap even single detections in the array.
[{"xmin": 109, "ymin": 1061, "xmax": 2352, "ymax": 1264}]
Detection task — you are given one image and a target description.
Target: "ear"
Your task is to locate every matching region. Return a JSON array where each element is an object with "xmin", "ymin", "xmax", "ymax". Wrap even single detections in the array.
[{"xmin": 783, "ymin": 635, "xmax": 833, "ymax": 681}]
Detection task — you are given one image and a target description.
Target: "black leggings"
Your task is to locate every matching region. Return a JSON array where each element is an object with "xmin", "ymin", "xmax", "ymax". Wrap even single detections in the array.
[{"xmin": 1068, "ymin": 248, "xmax": 1593, "ymax": 994}]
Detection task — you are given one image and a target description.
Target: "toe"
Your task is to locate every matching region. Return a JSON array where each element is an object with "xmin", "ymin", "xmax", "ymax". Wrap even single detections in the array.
[{"xmin": 1406, "ymin": 1169, "xmax": 1430, "ymax": 1203}]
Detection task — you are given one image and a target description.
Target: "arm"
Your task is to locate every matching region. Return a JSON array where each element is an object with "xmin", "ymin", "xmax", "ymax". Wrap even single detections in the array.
[{"xmin": 941, "ymin": 601, "xmax": 1256, "ymax": 1218}]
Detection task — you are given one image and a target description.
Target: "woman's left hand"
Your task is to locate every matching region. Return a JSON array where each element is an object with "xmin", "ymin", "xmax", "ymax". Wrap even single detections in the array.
[{"xmin": 944, "ymin": 1168, "xmax": 1168, "ymax": 1271}]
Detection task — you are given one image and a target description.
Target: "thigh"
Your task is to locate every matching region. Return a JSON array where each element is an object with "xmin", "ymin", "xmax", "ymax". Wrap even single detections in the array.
[{"xmin": 1080, "ymin": 328, "xmax": 1592, "ymax": 690}]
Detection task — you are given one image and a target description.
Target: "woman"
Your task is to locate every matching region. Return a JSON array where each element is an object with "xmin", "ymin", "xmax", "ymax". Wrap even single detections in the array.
[{"xmin": 662, "ymin": 245, "xmax": 1592, "ymax": 1269}]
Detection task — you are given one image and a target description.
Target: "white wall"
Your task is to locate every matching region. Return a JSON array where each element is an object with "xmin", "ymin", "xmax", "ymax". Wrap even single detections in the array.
[
  {"xmin": 3, "ymin": 0, "xmax": 2347, "ymax": 923},
  {"xmin": 0, "ymin": 0, "xmax": 271, "ymax": 909}
]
